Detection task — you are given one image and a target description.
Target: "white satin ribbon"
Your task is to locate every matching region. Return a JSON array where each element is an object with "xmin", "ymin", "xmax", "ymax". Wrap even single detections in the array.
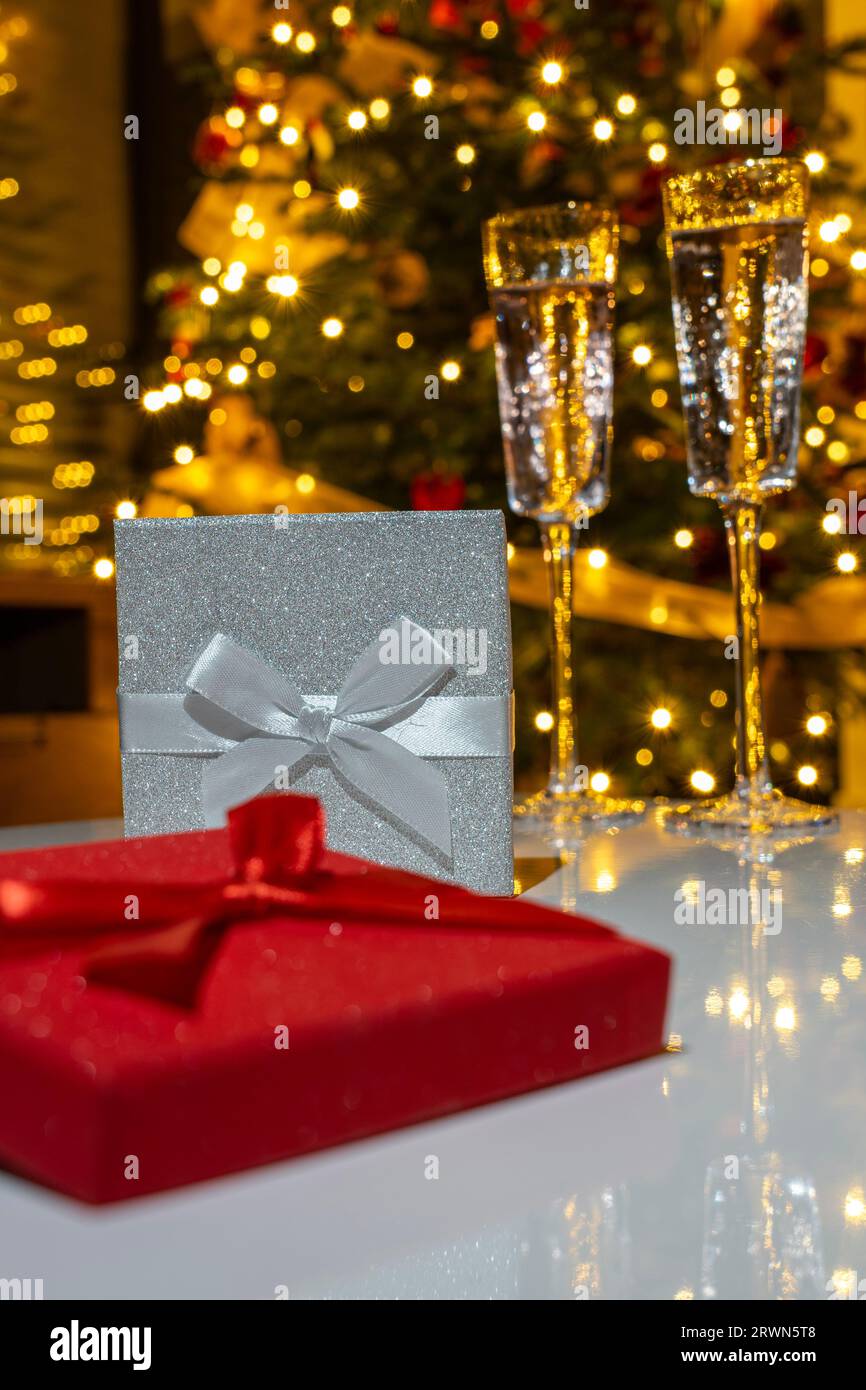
[{"xmin": 119, "ymin": 623, "xmax": 512, "ymax": 857}]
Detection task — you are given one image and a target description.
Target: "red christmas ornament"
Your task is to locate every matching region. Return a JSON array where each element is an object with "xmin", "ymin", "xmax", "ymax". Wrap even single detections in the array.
[{"xmin": 410, "ymin": 471, "xmax": 466, "ymax": 511}]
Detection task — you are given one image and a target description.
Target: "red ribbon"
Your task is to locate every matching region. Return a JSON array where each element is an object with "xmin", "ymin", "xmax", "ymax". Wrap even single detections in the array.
[{"xmin": 0, "ymin": 794, "xmax": 609, "ymax": 1009}]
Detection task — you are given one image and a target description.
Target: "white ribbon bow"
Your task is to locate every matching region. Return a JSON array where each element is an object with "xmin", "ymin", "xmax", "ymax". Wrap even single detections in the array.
[{"xmin": 119, "ymin": 622, "xmax": 512, "ymax": 857}]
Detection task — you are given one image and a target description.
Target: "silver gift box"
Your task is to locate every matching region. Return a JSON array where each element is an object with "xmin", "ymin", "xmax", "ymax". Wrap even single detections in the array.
[{"xmin": 114, "ymin": 510, "xmax": 513, "ymax": 894}]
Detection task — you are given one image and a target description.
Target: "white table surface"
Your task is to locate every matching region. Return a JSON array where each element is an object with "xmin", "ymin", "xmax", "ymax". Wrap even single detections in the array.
[{"xmin": 1, "ymin": 809, "xmax": 864, "ymax": 1301}]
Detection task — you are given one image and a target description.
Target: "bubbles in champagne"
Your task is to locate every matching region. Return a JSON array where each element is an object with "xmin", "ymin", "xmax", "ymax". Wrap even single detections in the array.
[
  {"xmin": 490, "ymin": 282, "xmax": 614, "ymax": 524},
  {"xmin": 669, "ymin": 218, "xmax": 808, "ymax": 503}
]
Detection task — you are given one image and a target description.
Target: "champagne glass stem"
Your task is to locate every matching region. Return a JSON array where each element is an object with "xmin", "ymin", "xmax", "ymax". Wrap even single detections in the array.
[
  {"xmin": 723, "ymin": 502, "xmax": 771, "ymax": 801},
  {"xmin": 541, "ymin": 520, "xmax": 579, "ymax": 795}
]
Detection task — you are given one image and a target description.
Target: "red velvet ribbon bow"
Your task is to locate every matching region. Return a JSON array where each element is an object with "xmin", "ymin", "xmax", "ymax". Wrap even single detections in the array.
[{"xmin": 0, "ymin": 795, "xmax": 588, "ymax": 1009}]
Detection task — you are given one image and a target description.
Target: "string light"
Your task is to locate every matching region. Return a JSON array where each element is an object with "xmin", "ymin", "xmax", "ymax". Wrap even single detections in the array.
[
  {"xmin": 412, "ymin": 76, "xmax": 433, "ymax": 99},
  {"xmin": 227, "ymin": 364, "xmax": 248, "ymax": 385},
  {"xmin": 279, "ymin": 125, "xmax": 300, "ymax": 146},
  {"xmin": 805, "ymin": 150, "xmax": 826, "ymax": 173},
  {"xmin": 296, "ymin": 473, "xmax": 316, "ymax": 494},
  {"xmin": 632, "ymin": 344, "xmax": 652, "ymax": 366},
  {"xmin": 370, "ymin": 98, "xmax": 390, "ymax": 120},
  {"xmin": 397, "ymin": 332, "xmax": 414, "ymax": 349},
  {"xmin": 258, "ymin": 103, "xmax": 278, "ymax": 126},
  {"xmin": 636, "ymin": 748, "xmax": 653, "ymax": 766},
  {"xmin": 94, "ymin": 558, "xmax": 114, "ymax": 580},
  {"xmin": 806, "ymin": 714, "xmax": 829, "ymax": 736},
  {"xmin": 174, "ymin": 445, "xmax": 194, "ymax": 465},
  {"xmin": 616, "ymin": 93, "xmax": 637, "ymax": 115},
  {"xmin": 535, "ymin": 710, "xmax": 554, "ymax": 732},
  {"xmin": 337, "ymin": 187, "xmax": 360, "ymax": 209},
  {"xmin": 648, "ymin": 142, "xmax": 667, "ymax": 164},
  {"xmin": 441, "ymin": 359, "xmax": 461, "ymax": 381},
  {"xmin": 115, "ymin": 500, "xmax": 137, "ymax": 519},
  {"xmin": 272, "ymin": 22, "xmax": 292, "ymax": 44},
  {"xmin": 527, "ymin": 110, "xmax": 546, "ymax": 132},
  {"xmin": 332, "ymin": 6, "xmax": 352, "ymax": 25},
  {"xmin": 651, "ymin": 388, "xmax": 668, "ymax": 407},
  {"xmin": 819, "ymin": 220, "xmax": 840, "ymax": 243},
  {"xmin": 651, "ymin": 707, "xmax": 672, "ymax": 729},
  {"xmin": 797, "ymin": 765, "xmax": 818, "ymax": 786},
  {"xmin": 593, "ymin": 117, "xmax": 614, "ymax": 141},
  {"xmin": 716, "ymin": 66, "xmax": 736, "ymax": 86},
  {"xmin": 296, "ymin": 31, "xmax": 316, "ymax": 53},
  {"xmin": 817, "ymin": 405, "xmax": 836, "ymax": 423},
  {"xmin": 200, "ymin": 286, "xmax": 219, "ymax": 306},
  {"xmin": 225, "ymin": 105, "xmax": 245, "ymax": 129},
  {"xmin": 456, "ymin": 144, "xmax": 476, "ymax": 165},
  {"xmin": 322, "ymin": 318, "xmax": 344, "ymax": 338},
  {"xmin": 851, "ymin": 250, "xmax": 866, "ymax": 271},
  {"xmin": 690, "ymin": 770, "xmax": 715, "ymax": 793},
  {"xmin": 587, "ymin": 548, "xmax": 608, "ymax": 569},
  {"xmin": 590, "ymin": 771, "xmax": 611, "ymax": 792},
  {"xmin": 480, "ymin": 20, "xmax": 498, "ymax": 39},
  {"xmin": 837, "ymin": 551, "xmax": 858, "ymax": 573},
  {"xmin": 674, "ymin": 528, "xmax": 693, "ymax": 548},
  {"xmin": 823, "ymin": 513, "xmax": 843, "ymax": 535},
  {"xmin": 804, "ymin": 425, "xmax": 825, "ymax": 447},
  {"xmin": 347, "ymin": 109, "xmax": 367, "ymax": 130},
  {"xmin": 541, "ymin": 61, "xmax": 564, "ymax": 85}
]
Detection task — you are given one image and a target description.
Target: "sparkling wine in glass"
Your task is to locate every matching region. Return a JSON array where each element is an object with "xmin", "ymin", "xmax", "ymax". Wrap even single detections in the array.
[
  {"xmin": 663, "ymin": 158, "xmax": 836, "ymax": 838},
  {"xmin": 483, "ymin": 202, "xmax": 645, "ymax": 831}
]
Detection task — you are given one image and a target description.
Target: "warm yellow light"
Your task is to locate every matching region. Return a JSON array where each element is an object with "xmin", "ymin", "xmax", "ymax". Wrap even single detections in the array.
[
  {"xmin": 837, "ymin": 551, "xmax": 858, "ymax": 573},
  {"xmin": 828, "ymin": 441, "xmax": 849, "ymax": 463},
  {"xmin": 396, "ymin": 331, "xmax": 414, "ymax": 349},
  {"xmin": 845, "ymin": 1190, "xmax": 866, "ymax": 1225},
  {"xmin": 651, "ymin": 388, "xmax": 668, "ymax": 408},
  {"xmin": 347, "ymin": 109, "xmax": 367, "ymax": 131},
  {"xmin": 94, "ymin": 558, "xmax": 114, "ymax": 580},
  {"xmin": 728, "ymin": 987, "xmax": 749, "ymax": 1021},
  {"xmin": 590, "ymin": 771, "xmax": 611, "ymax": 793},
  {"xmin": 200, "ymin": 286, "xmax": 219, "ymax": 307},
  {"xmin": 332, "ymin": 5, "xmax": 352, "ymax": 25},
  {"xmin": 674, "ymin": 528, "xmax": 693, "ymax": 549},
  {"xmin": 258, "ymin": 103, "xmax": 278, "ymax": 126},
  {"xmin": 115, "ymin": 500, "xmax": 137, "ymax": 520},
  {"xmin": 648, "ymin": 142, "xmax": 667, "ymax": 164},
  {"xmin": 480, "ymin": 19, "xmax": 498, "ymax": 39},
  {"xmin": 851, "ymin": 249, "xmax": 866, "ymax": 271},
  {"xmin": 272, "ymin": 22, "xmax": 292, "ymax": 44},
  {"xmin": 296, "ymin": 31, "xmax": 316, "ymax": 53},
  {"xmin": 832, "ymin": 901, "xmax": 852, "ymax": 920},
  {"xmin": 541, "ymin": 61, "xmax": 564, "ymax": 85},
  {"xmin": 203, "ymin": 257, "xmax": 221, "ymax": 276},
  {"xmin": 804, "ymin": 426, "xmax": 825, "ymax": 447},
  {"xmin": 720, "ymin": 87, "xmax": 740, "ymax": 108},
  {"xmin": 774, "ymin": 1005, "xmax": 796, "ymax": 1032},
  {"xmin": 413, "ymin": 76, "xmax": 433, "ymax": 98},
  {"xmin": 806, "ymin": 714, "xmax": 828, "ymax": 736},
  {"xmin": 322, "ymin": 317, "xmax": 344, "ymax": 339},
  {"xmin": 456, "ymin": 143, "xmax": 476, "ymax": 165},
  {"xmin": 174, "ymin": 445, "xmax": 194, "ymax": 465},
  {"xmin": 227, "ymin": 364, "xmax": 249, "ymax": 386},
  {"xmin": 797, "ymin": 764, "xmax": 818, "ymax": 786},
  {"xmin": 722, "ymin": 110, "xmax": 741, "ymax": 133},
  {"xmin": 691, "ymin": 769, "xmax": 715, "ymax": 794},
  {"xmin": 819, "ymin": 219, "xmax": 840, "ymax": 243},
  {"xmin": 527, "ymin": 110, "xmax": 546, "ymax": 132},
  {"xmin": 593, "ymin": 117, "xmax": 614, "ymax": 141},
  {"xmin": 651, "ymin": 707, "xmax": 672, "ymax": 730},
  {"xmin": 811, "ymin": 258, "xmax": 829, "ymax": 278},
  {"xmin": 337, "ymin": 187, "xmax": 360, "ymax": 210},
  {"xmin": 805, "ymin": 150, "xmax": 826, "ymax": 174},
  {"xmin": 616, "ymin": 93, "xmax": 636, "ymax": 116},
  {"xmin": 587, "ymin": 548, "xmax": 608, "ymax": 570},
  {"xmin": 759, "ymin": 530, "xmax": 776, "ymax": 550},
  {"xmin": 636, "ymin": 747, "xmax": 653, "ymax": 766},
  {"xmin": 843, "ymin": 954, "xmax": 863, "ymax": 979},
  {"xmin": 239, "ymin": 144, "xmax": 259, "ymax": 169},
  {"xmin": 441, "ymin": 359, "xmax": 461, "ymax": 381},
  {"xmin": 142, "ymin": 390, "xmax": 165, "ymax": 412},
  {"xmin": 163, "ymin": 384, "xmax": 182, "ymax": 404},
  {"xmin": 296, "ymin": 473, "xmax": 316, "ymax": 495},
  {"xmin": 818, "ymin": 405, "xmax": 836, "ymax": 423},
  {"xmin": 279, "ymin": 125, "xmax": 300, "ymax": 146},
  {"xmin": 293, "ymin": 179, "xmax": 312, "ymax": 199},
  {"xmin": 535, "ymin": 709, "xmax": 554, "ymax": 733},
  {"xmin": 823, "ymin": 512, "xmax": 843, "ymax": 535},
  {"xmin": 370, "ymin": 98, "xmax": 390, "ymax": 120},
  {"xmin": 836, "ymin": 213, "xmax": 853, "ymax": 233},
  {"xmin": 632, "ymin": 344, "xmax": 652, "ymax": 366},
  {"xmin": 225, "ymin": 105, "xmax": 245, "ymax": 129},
  {"xmin": 716, "ymin": 65, "xmax": 736, "ymax": 87}
]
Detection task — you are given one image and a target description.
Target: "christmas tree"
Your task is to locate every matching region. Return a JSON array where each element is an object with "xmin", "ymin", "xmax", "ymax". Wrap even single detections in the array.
[{"xmin": 139, "ymin": 0, "xmax": 866, "ymax": 801}]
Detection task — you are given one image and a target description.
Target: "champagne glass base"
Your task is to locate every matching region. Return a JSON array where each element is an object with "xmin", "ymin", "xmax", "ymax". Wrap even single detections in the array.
[
  {"xmin": 663, "ymin": 787, "xmax": 838, "ymax": 842},
  {"xmin": 514, "ymin": 788, "xmax": 646, "ymax": 834}
]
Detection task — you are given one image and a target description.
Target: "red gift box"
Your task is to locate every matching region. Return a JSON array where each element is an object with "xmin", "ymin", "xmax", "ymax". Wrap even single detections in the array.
[{"xmin": 0, "ymin": 795, "xmax": 670, "ymax": 1204}]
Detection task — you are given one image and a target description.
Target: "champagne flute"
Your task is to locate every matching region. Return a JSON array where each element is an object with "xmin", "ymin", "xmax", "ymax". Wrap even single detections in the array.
[
  {"xmin": 662, "ymin": 158, "xmax": 837, "ymax": 837},
  {"xmin": 483, "ymin": 202, "xmax": 645, "ymax": 831}
]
